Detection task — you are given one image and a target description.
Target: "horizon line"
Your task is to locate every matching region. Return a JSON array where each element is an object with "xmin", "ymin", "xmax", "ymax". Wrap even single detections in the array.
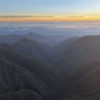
[{"xmin": 0, "ymin": 15, "xmax": 100, "ymax": 22}]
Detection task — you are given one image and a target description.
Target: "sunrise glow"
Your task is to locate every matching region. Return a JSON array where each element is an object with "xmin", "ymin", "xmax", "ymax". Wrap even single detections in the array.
[
  {"xmin": 0, "ymin": 14, "xmax": 100, "ymax": 22},
  {"xmin": 0, "ymin": 0, "xmax": 100, "ymax": 22}
]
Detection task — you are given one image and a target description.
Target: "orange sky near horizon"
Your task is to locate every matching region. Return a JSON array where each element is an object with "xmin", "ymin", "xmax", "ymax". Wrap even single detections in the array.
[{"xmin": 0, "ymin": 15, "xmax": 100, "ymax": 22}]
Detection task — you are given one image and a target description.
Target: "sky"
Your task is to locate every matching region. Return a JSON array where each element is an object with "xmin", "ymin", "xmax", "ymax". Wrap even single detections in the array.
[{"xmin": 0, "ymin": 0, "xmax": 100, "ymax": 22}]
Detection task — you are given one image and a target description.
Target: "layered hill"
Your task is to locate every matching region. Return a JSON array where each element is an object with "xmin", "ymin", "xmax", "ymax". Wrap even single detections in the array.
[
  {"xmin": 0, "ymin": 58, "xmax": 43, "ymax": 100},
  {"xmin": 0, "ymin": 33, "xmax": 67, "ymax": 46},
  {"xmin": 1, "ymin": 33, "xmax": 100, "ymax": 100},
  {"xmin": 54, "ymin": 35, "xmax": 100, "ymax": 100},
  {"xmin": 56, "ymin": 35, "xmax": 100, "ymax": 74},
  {"xmin": 0, "ymin": 45, "xmax": 59, "ymax": 100}
]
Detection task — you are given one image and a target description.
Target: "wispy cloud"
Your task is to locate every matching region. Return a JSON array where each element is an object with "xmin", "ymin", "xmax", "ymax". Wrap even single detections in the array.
[
  {"xmin": 69, "ymin": 16, "xmax": 85, "ymax": 18},
  {"xmin": 0, "ymin": 15, "xmax": 55, "ymax": 18},
  {"xmin": 0, "ymin": 16, "xmax": 32, "ymax": 18}
]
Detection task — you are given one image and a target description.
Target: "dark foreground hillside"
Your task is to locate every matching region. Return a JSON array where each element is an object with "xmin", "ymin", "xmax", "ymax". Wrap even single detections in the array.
[
  {"xmin": 1, "ymin": 33, "xmax": 100, "ymax": 100},
  {"xmin": 0, "ymin": 59, "xmax": 41, "ymax": 100}
]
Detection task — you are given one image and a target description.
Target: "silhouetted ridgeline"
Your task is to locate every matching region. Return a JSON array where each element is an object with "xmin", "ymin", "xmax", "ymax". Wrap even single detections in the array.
[{"xmin": 1, "ymin": 33, "xmax": 100, "ymax": 100}]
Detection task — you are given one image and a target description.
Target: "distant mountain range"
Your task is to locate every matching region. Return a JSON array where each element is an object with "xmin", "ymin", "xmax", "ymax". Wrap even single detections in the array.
[
  {"xmin": 1, "ymin": 33, "xmax": 100, "ymax": 100},
  {"xmin": 0, "ymin": 32, "xmax": 68, "ymax": 46}
]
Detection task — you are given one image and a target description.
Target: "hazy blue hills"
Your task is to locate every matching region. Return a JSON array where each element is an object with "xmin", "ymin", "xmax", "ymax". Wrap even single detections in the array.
[
  {"xmin": 1, "ymin": 33, "xmax": 100, "ymax": 100},
  {"xmin": 0, "ymin": 32, "xmax": 68, "ymax": 46}
]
